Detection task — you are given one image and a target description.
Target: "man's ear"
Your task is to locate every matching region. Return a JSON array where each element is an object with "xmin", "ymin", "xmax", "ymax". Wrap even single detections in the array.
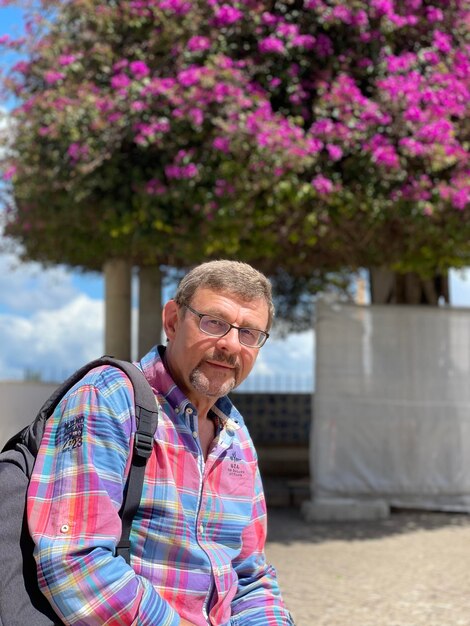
[{"xmin": 162, "ymin": 299, "xmax": 179, "ymax": 340}]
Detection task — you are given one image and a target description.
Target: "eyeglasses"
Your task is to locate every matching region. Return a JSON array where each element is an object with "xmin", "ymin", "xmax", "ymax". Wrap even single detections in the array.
[{"xmin": 184, "ymin": 303, "xmax": 269, "ymax": 348}]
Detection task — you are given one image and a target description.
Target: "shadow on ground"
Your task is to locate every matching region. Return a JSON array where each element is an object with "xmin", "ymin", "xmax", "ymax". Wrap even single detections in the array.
[{"xmin": 266, "ymin": 506, "xmax": 470, "ymax": 545}]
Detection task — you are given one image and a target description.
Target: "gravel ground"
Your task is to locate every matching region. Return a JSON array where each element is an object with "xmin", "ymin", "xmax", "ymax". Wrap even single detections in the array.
[{"xmin": 266, "ymin": 507, "xmax": 470, "ymax": 626}]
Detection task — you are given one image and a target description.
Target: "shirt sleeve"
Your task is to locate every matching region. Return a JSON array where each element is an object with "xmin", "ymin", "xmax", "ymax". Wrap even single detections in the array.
[
  {"xmin": 27, "ymin": 366, "xmax": 180, "ymax": 626},
  {"xmin": 230, "ymin": 466, "xmax": 295, "ymax": 626}
]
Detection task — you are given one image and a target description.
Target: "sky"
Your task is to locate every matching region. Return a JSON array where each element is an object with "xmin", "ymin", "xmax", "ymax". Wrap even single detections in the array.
[
  {"xmin": 0, "ymin": 5, "xmax": 469, "ymax": 391},
  {"xmin": 0, "ymin": 249, "xmax": 316, "ymax": 389}
]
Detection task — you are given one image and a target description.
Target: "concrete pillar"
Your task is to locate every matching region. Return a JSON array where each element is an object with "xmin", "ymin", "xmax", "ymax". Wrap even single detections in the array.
[
  {"xmin": 104, "ymin": 258, "xmax": 132, "ymax": 360},
  {"xmin": 138, "ymin": 265, "xmax": 163, "ymax": 359}
]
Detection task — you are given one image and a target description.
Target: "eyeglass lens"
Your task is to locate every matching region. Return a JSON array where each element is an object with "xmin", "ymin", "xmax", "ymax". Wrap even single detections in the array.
[
  {"xmin": 184, "ymin": 304, "xmax": 267, "ymax": 347},
  {"xmin": 199, "ymin": 315, "xmax": 265, "ymax": 347}
]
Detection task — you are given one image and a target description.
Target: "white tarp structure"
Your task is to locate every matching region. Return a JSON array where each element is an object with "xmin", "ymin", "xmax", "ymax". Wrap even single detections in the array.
[{"xmin": 310, "ymin": 301, "xmax": 470, "ymax": 513}]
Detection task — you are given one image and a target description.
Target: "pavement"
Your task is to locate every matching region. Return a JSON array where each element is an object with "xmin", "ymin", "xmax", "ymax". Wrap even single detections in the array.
[{"xmin": 266, "ymin": 506, "xmax": 470, "ymax": 626}]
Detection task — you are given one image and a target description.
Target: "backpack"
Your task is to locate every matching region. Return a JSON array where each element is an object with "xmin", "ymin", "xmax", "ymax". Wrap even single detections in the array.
[{"xmin": 0, "ymin": 356, "xmax": 160, "ymax": 626}]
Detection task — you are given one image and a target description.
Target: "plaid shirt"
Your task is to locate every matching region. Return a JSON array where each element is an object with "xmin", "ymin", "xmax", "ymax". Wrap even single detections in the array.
[{"xmin": 27, "ymin": 346, "xmax": 293, "ymax": 625}]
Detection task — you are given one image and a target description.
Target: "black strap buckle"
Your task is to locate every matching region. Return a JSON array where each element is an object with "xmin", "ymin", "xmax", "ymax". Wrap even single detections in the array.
[{"xmin": 134, "ymin": 432, "xmax": 154, "ymax": 459}]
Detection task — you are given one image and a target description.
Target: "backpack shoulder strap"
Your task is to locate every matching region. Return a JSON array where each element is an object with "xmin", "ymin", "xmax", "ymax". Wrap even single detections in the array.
[
  {"xmin": 77, "ymin": 357, "xmax": 159, "ymax": 563},
  {"xmin": 101, "ymin": 358, "xmax": 160, "ymax": 564}
]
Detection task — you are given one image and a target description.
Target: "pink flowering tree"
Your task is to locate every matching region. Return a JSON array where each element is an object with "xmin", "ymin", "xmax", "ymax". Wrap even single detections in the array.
[
  {"xmin": 0, "ymin": 0, "xmax": 320, "ymax": 351},
  {"xmin": 210, "ymin": 0, "xmax": 470, "ymax": 302},
  {"xmin": 0, "ymin": 0, "xmax": 469, "ymax": 347}
]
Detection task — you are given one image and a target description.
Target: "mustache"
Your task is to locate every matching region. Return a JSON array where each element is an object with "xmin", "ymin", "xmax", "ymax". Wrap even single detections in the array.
[{"xmin": 206, "ymin": 350, "xmax": 238, "ymax": 368}]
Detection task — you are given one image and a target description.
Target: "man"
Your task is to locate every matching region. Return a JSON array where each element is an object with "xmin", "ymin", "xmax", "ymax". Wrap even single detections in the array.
[{"xmin": 27, "ymin": 260, "xmax": 294, "ymax": 625}]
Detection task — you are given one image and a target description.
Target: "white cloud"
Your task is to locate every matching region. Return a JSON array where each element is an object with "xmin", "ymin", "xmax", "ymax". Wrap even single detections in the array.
[
  {"xmin": 0, "ymin": 252, "xmax": 79, "ymax": 314},
  {"xmin": 0, "ymin": 294, "xmax": 104, "ymax": 380},
  {"xmin": 239, "ymin": 329, "xmax": 315, "ymax": 392}
]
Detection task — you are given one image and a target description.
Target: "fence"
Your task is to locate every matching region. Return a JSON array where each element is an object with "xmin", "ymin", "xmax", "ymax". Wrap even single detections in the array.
[
  {"xmin": 0, "ymin": 382, "xmax": 313, "ymax": 483},
  {"xmin": 231, "ymin": 392, "xmax": 312, "ymax": 478}
]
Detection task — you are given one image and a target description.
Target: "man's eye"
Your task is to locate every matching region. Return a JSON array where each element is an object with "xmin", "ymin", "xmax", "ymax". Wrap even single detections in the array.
[
  {"xmin": 240, "ymin": 328, "xmax": 257, "ymax": 341},
  {"xmin": 206, "ymin": 318, "xmax": 226, "ymax": 331}
]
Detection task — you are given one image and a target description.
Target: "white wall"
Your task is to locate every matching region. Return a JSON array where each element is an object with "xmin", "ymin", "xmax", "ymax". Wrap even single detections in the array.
[{"xmin": 0, "ymin": 381, "xmax": 58, "ymax": 447}]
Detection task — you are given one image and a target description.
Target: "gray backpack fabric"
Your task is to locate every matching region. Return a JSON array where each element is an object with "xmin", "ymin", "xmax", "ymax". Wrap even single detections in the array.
[{"xmin": 0, "ymin": 357, "xmax": 159, "ymax": 626}]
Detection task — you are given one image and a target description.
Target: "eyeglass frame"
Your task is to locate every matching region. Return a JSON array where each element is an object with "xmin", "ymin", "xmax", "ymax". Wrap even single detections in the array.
[{"xmin": 182, "ymin": 303, "xmax": 270, "ymax": 348}]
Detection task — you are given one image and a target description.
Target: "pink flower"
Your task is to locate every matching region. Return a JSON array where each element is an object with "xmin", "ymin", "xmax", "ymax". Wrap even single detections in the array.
[
  {"xmin": 44, "ymin": 71, "xmax": 65, "ymax": 85},
  {"xmin": 372, "ymin": 145, "xmax": 400, "ymax": 168},
  {"xmin": 189, "ymin": 107, "xmax": 204, "ymax": 125},
  {"xmin": 67, "ymin": 143, "xmax": 89, "ymax": 162},
  {"xmin": 451, "ymin": 188, "xmax": 469, "ymax": 210},
  {"xmin": 214, "ymin": 5, "xmax": 243, "ymax": 27},
  {"xmin": 276, "ymin": 22, "xmax": 297, "ymax": 37},
  {"xmin": 3, "ymin": 165, "xmax": 17, "ymax": 180},
  {"xmin": 427, "ymin": 6, "xmax": 444, "ymax": 22},
  {"xmin": 261, "ymin": 12, "xmax": 278, "ymax": 26},
  {"xmin": 399, "ymin": 138, "xmax": 426, "ymax": 156},
  {"xmin": 312, "ymin": 175, "xmax": 334, "ymax": 195},
  {"xmin": 433, "ymin": 30, "xmax": 452, "ymax": 54},
  {"xmin": 145, "ymin": 179, "xmax": 167, "ymax": 195},
  {"xmin": 423, "ymin": 51, "xmax": 440, "ymax": 65},
  {"xmin": 417, "ymin": 120, "xmax": 453, "ymax": 143},
  {"xmin": 307, "ymin": 137, "xmax": 324, "ymax": 154},
  {"xmin": 304, "ymin": 0, "xmax": 322, "ymax": 8},
  {"xmin": 130, "ymin": 60, "xmax": 150, "ymax": 79},
  {"xmin": 159, "ymin": 0, "xmax": 191, "ymax": 15},
  {"xmin": 11, "ymin": 61, "xmax": 29, "ymax": 73},
  {"xmin": 386, "ymin": 53, "xmax": 417, "ymax": 73},
  {"xmin": 352, "ymin": 10, "xmax": 369, "ymax": 28},
  {"xmin": 404, "ymin": 106, "xmax": 426, "ymax": 123},
  {"xmin": 165, "ymin": 163, "xmax": 199, "ymax": 179},
  {"xmin": 177, "ymin": 67, "xmax": 202, "ymax": 87},
  {"xmin": 315, "ymin": 34, "xmax": 333, "ymax": 57},
  {"xmin": 214, "ymin": 179, "xmax": 235, "ymax": 197},
  {"xmin": 187, "ymin": 36, "xmax": 211, "ymax": 52},
  {"xmin": 292, "ymin": 35, "xmax": 316, "ymax": 50},
  {"xmin": 371, "ymin": 0, "xmax": 394, "ymax": 17},
  {"xmin": 331, "ymin": 6, "xmax": 353, "ymax": 23},
  {"xmin": 111, "ymin": 74, "xmax": 131, "ymax": 89},
  {"xmin": 113, "ymin": 60, "xmax": 129, "ymax": 72},
  {"xmin": 326, "ymin": 144, "xmax": 343, "ymax": 161},
  {"xmin": 259, "ymin": 37, "xmax": 285, "ymax": 54},
  {"xmin": 213, "ymin": 137, "xmax": 230, "ymax": 153},
  {"xmin": 107, "ymin": 112, "xmax": 122, "ymax": 123},
  {"xmin": 96, "ymin": 98, "xmax": 113, "ymax": 112},
  {"xmin": 131, "ymin": 100, "xmax": 147, "ymax": 111},
  {"xmin": 59, "ymin": 54, "xmax": 77, "ymax": 66}
]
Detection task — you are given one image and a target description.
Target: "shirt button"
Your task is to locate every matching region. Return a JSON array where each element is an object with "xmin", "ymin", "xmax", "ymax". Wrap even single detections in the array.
[
  {"xmin": 186, "ymin": 407, "xmax": 193, "ymax": 415},
  {"xmin": 192, "ymin": 431, "xmax": 198, "ymax": 438},
  {"xmin": 199, "ymin": 524, "xmax": 204, "ymax": 534},
  {"xmin": 60, "ymin": 524, "xmax": 70, "ymax": 534}
]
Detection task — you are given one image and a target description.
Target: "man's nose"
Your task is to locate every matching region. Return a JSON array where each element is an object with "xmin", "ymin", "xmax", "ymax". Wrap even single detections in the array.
[{"xmin": 216, "ymin": 327, "xmax": 241, "ymax": 351}]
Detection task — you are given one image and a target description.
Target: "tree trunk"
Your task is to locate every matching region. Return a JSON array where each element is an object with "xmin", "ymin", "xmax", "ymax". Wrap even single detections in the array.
[
  {"xmin": 369, "ymin": 268, "xmax": 449, "ymax": 305},
  {"xmin": 104, "ymin": 258, "xmax": 132, "ymax": 360},
  {"xmin": 138, "ymin": 265, "xmax": 163, "ymax": 359}
]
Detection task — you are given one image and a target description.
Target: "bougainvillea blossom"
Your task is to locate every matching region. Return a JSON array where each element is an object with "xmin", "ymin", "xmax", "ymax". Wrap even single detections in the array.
[{"xmin": 0, "ymin": 0, "xmax": 468, "ymax": 276}]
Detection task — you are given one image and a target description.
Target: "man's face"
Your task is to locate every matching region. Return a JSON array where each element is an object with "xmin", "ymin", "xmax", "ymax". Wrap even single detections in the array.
[{"xmin": 163, "ymin": 287, "xmax": 269, "ymax": 406}]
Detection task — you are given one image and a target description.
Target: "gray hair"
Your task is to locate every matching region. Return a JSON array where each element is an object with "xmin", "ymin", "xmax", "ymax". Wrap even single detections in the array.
[{"xmin": 174, "ymin": 260, "xmax": 274, "ymax": 330}]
